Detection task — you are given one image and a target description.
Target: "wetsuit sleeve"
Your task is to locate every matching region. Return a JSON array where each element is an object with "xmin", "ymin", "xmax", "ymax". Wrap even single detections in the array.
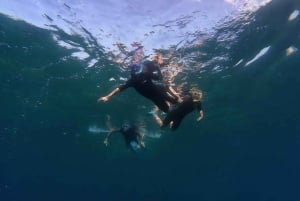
[
  {"xmin": 105, "ymin": 128, "xmax": 121, "ymax": 140},
  {"xmin": 118, "ymin": 78, "xmax": 133, "ymax": 92},
  {"xmin": 196, "ymin": 101, "xmax": 202, "ymax": 112}
]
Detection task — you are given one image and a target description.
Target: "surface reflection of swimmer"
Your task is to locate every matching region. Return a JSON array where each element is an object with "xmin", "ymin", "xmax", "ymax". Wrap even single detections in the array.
[
  {"xmin": 104, "ymin": 122, "xmax": 145, "ymax": 152},
  {"xmin": 113, "ymin": 41, "xmax": 144, "ymax": 65},
  {"xmin": 151, "ymin": 87, "xmax": 204, "ymax": 131}
]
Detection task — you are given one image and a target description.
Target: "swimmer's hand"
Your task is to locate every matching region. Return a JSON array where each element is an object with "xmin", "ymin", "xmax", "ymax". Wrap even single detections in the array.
[
  {"xmin": 140, "ymin": 141, "xmax": 146, "ymax": 148},
  {"xmin": 177, "ymin": 97, "xmax": 183, "ymax": 103},
  {"xmin": 197, "ymin": 116, "xmax": 203, "ymax": 122},
  {"xmin": 197, "ymin": 110, "xmax": 204, "ymax": 122},
  {"xmin": 104, "ymin": 138, "xmax": 109, "ymax": 146},
  {"xmin": 97, "ymin": 88, "xmax": 119, "ymax": 103},
  {"xmin": 98, "ymin": 96, "xmax": 109, "ymax": 102}
]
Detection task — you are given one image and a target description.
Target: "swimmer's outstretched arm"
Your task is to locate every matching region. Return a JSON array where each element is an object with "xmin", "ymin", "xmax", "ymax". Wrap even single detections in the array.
[
  {"xmin": 97, "ymin": 88, "xmax": 120, "ymax": 103},
  {"xmin": 167, "ymin": 85, "xmax": 182, "ymax": 103},
  {"xmin": 197, "ymin": 110, "xmax": 204, "ymax": 121},
  {"xmin": 103, "ymin": 129, "xmax": 120, "ymax": 146},
  {"xmin": 152, "ymin": 113, "xmax": 163, "ymax": 127}
]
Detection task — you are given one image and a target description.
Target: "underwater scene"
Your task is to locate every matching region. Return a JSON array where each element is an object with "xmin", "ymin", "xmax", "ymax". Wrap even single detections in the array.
[{"xmin": 0, "ymin": 0, "xmax": 300, "ymax": 200}]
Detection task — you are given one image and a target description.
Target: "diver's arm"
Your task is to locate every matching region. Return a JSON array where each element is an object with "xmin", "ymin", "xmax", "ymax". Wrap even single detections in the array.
[
  {"xmin": 153, "ymin": 113, "xmax": 163, "ymax": 127},
  {"xmin": 167, "ymin": 85, "xmax": 182, "ymax": 103},
  {"xmin": 103, "ymin": 129, "xmax": 119, "ymax": 146},
  {"xmin": 97, "ymin": 88, "xmax": 120, "ymax": 102},
  {"xmin": 197, "ymin": 110, "xmax": 204, "ymax": 121}
]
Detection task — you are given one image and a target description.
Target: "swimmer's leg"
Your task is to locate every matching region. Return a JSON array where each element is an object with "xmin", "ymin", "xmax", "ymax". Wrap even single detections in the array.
[{"xmin": 153, "ymin": 113, "xmax": 164, "ymax": 127}]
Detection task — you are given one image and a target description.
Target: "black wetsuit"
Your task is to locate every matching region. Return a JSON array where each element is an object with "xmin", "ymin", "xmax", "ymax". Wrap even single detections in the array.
[
  {"xmin": 144, "ymin": 60, "xmax": 179, "ymax": 104},
  {"xmin": 143, "ymin": 60, "xmax": 163, "ymax": 80},
  {"xmin": 118, "ymin": 67, "xmax": 177, "ymax": 113},
  {"xmin": 163, "ymin": 94, "xmax": 202, "ymax": 130},
  {"xmin": 118, "ymin": 126, "xmax": 141, "ymax": 146}
]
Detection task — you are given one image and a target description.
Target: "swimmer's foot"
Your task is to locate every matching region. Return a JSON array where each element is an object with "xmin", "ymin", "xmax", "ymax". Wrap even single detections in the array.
[
  {"xmin": 170, "ymin": 121, "xmax": 174, "ymax": 128},
  {"xmin": 147, "ymin": 106, "xmax": 159, "ymax": 115},
  {"xmin": 147, "ymin": 110, "xmax": 156, "ymax": 115}
]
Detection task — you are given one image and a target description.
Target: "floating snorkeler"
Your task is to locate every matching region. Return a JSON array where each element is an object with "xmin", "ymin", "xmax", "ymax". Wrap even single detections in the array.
[
  {"xmin": 151, "ymin": 87, "xmax": 204, "ymax": 131},
  {"xmin": 150, "ymin": 52, "xmax": 182, "ymax": 103},
  {"xmin": 97, "ymin": 42, "xmax": 180, "ymax": 113},
  {"xmin": 103, "ymin": 116, "xmax": 146, "ymax": 152}
]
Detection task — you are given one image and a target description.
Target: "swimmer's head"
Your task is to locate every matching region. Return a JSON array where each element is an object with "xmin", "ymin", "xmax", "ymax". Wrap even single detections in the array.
[
  {"xmin": 131, "ymin": 41, "xmax": 142, "ymax": 47},
  {"xmin": 121, "ymin": 123, "xmax": 132, "ymax": 132},
  {"xmin": 190, "ymin": 87, "xmax": 203, "ymax": 102},
  {"xmin": 151, "ymin": 53, "xmax": 164, "ymax": 65},
  {"xmin": 128, "ymin": 63, "xmax": 144, "ymax": 76}
]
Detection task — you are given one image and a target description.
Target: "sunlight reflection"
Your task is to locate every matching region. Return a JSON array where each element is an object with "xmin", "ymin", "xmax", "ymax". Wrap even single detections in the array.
[
  {"xmin": 224, "ymin": 0, "xmax": 272, "ymax": 12},
  {"xmin": 245, "ymin": 46, "xmax": 271, "ymax": 66},
  {"xmin": 288, "ymin": 10, "xmax": 299, "ymax": 21},
  {"xmin": 286, "ymin": 46, "xmax": 298, "ymax": 56}
]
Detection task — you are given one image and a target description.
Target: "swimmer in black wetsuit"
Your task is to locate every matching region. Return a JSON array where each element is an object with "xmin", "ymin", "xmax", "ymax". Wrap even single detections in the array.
[
  {"xmin": 104, "ymin": 123, "xmax": 145, "ymax": 151},
  {"xmin": 97, "ymin": 60, "xmax": 179, "ymax": 113},
  {"xmin": 150, "ymin": 53, "xmax": 182, "ymax": 103},
  {"xmin": 152, "ymin": 87, "xmax": 204, "ymax": 131}
]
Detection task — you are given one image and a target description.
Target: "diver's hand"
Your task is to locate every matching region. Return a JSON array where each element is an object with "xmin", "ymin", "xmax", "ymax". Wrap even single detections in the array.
[
  {"xmin": 197, "ymin": 116, "xmax": 203, "ymax": 122},
  {"xmin": 177, "ymin": 97, "xmax": 183, "ymax": 103},
  {"xmin": 140, "ymin": 141, "xmax": 146, "ymax": 148},
  {"xmin": 197, "ymin": 110, "xmax": 204, "ymax": 122},
  {"xmin": 98, "ymin": 96, "xmax": 109, "ymax": 103},
  {"xmin": 104, "ymin": 138, "xmax": 108, "ymax": 146}
]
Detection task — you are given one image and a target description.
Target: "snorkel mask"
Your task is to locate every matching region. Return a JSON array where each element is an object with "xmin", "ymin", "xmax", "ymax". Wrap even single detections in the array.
[
  {"xmin": 121, "ymin": 123, "xmax": 132, "ymax": 132},
  {"xmin": 128, "ymin": 63, "xmax": 144, "ymax": 75},
  {"xmin": 130, "ymin": 141, "xmax": 139, "ymax": 152}
]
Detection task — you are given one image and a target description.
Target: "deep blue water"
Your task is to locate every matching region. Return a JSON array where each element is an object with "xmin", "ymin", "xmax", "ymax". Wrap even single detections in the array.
[{"xmin": 1, "ymin": 0, "xmax": 300, "ymax": 200}]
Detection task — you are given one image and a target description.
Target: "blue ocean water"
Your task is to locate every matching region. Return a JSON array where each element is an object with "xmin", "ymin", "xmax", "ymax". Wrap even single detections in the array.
[{"xmin": 1, "ymin": 0, "xmax": 300, "ymax": 200}]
